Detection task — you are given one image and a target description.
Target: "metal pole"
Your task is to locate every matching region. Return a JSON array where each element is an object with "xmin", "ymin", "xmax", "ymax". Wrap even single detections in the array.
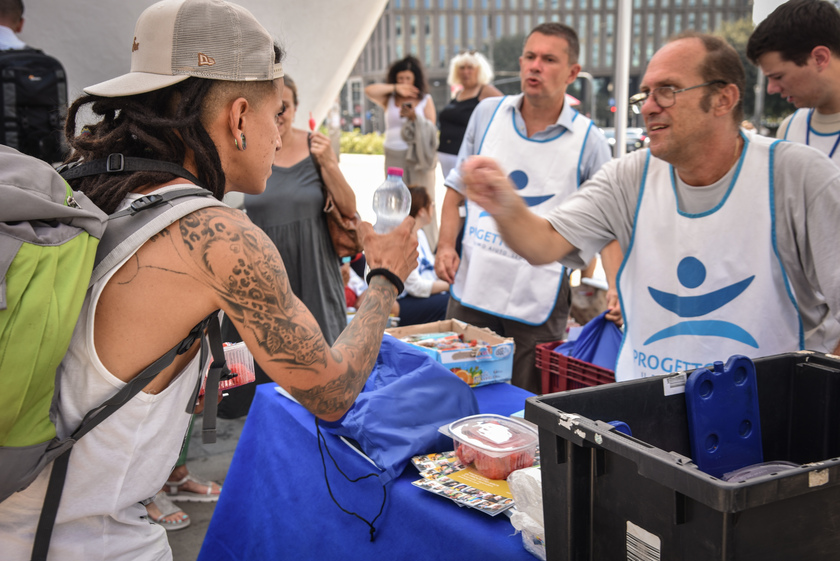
[{"xmin": 614, "ymin": 0, "xmax": 633, "ymax": 157}]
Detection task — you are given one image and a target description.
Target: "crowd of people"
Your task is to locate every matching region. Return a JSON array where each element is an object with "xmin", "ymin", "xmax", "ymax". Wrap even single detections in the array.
[{"xmin": 1, "ymin": 0, "xmax": 840, "ymax": 558}]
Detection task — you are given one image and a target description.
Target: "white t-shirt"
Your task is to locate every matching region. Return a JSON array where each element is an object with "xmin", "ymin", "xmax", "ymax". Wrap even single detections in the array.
[
  {"xmin": 402, "ymin": 229, "xmax": 440, "ymax": 298},
  {"xmin": 0, "ymin": 25, "xmax": 25, "ymax": 49}
]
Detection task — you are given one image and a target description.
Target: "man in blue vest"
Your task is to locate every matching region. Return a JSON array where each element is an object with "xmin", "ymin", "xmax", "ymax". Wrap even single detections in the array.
[
  {"xmin": 460, "ymin": 31, "xmax": 840, "ymax": 382},
  {"xmin": 747, "ymin": 0, "xmax": 840, "ymax": 166},
  {"xmin": 435, "ymin": 22, "xmax": 613, "ymax": 394}
]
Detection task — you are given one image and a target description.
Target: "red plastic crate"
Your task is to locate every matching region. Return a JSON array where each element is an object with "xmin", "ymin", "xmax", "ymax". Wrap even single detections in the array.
[{"xmin": 536, "ymin": 341, "xmax": 615, "ymax": 394}]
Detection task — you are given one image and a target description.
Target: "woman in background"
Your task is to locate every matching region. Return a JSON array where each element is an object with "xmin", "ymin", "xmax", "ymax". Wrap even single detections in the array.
[
  {"xmin": 244, "ymin": 75, "xmax": 356, "ymax": 345},
  {"xmin": 437, "ymin": 51, "xmax": 501, "ymax": 179},
  {"xmin": 365, "ymin": 55, "xmax": 439, "ymax": 249}
]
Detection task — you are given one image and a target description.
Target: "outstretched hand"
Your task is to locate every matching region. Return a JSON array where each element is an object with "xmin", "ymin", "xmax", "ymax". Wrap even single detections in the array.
[
  {"xmin": 461, "ymin": 156, "xmax": 522, "ymax": 220},
  {"xmin": 359, "ymin": 217, "xmax": 419, "ymax": 283}
]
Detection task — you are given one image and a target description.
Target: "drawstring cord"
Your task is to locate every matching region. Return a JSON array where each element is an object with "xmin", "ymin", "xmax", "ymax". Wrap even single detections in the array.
[{"xmin": 315, "ymin": 417, "xmax": 387, "ymax": 542}]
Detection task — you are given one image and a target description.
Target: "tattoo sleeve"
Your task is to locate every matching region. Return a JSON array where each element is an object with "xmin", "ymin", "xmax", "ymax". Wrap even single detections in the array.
[{"xmin": 177, "ymin": 207, "xmax": 396, "ymax": 418}]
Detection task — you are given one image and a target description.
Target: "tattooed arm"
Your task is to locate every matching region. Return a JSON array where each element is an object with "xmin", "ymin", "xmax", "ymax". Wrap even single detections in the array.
[{"xmin": 177, "ymin": 206, "xmax": 418, "ymax": 422}]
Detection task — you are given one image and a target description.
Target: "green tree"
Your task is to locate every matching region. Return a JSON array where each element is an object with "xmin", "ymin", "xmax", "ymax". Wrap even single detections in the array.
[
  {"xmin": 715, "ymin": 17, "xmax": 793, "ymax": 131},
  {"xmin": 489, "ymin": 34, "xmax": 526, "ymax": 95}
]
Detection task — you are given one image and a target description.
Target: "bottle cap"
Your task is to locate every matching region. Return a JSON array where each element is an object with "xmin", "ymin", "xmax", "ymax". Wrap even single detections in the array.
[{"xmin": 386, "ymin": 167, "xmax": 404, "ymax": 177}]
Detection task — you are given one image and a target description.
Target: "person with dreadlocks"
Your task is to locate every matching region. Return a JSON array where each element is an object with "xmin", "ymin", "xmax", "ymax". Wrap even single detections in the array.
[{"xmin": 0, "ymin": 1, "xmax": 417, "ymax": 560}]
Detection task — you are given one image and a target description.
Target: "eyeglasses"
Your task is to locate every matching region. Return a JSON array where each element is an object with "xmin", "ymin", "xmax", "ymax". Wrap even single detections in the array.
[{"xmin": 629, "ymin": 80, "xmax": 727, "ymax": 112}]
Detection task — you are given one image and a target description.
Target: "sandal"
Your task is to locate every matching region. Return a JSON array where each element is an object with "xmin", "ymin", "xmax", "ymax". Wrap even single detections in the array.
[
  {"xmin": 164, "ymin": 473, "xmax": 222, "ymax": 503},
  {"xmin": 147, "ymin": 491, "xmax": 191, "ymax": 531}
]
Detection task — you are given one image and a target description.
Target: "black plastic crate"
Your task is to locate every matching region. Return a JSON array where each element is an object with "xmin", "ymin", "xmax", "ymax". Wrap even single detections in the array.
[{"xmin": 525, "ymin": 351, "xmax": 840, "ymax": 561}]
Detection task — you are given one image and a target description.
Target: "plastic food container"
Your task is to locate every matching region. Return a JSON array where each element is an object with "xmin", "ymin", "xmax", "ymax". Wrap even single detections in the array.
[
  {"xmin": 440, "ymin": 414, "xmax": 538, "ymax": 480},
  {"xmin": 199, "ymin": 341, "xmax": 256, "ymax": 396}
]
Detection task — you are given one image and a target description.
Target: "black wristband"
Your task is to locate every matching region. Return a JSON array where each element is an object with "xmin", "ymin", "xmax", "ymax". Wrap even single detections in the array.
[{"xmin": 366, "ymin": 268, "xmax": 404, "ymax": 295}]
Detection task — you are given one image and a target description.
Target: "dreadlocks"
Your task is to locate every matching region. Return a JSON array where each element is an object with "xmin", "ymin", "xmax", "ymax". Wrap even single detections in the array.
[
  {"xmin": 64, "ymin": 41, "xmax": 282, "ymax": 215},
  {"xmin": 63, "ymin": 78, "xmax": 225, "ymax": 214}
]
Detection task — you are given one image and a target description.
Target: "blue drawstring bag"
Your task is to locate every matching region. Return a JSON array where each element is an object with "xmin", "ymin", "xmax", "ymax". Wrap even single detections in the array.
[
  {"xmin": 323, "ymin": 334, "xmax": 479, "ymax": 483},
  {"xmin": 555, "ymin": 311, "xmax": 623, "ymax": 371},
  {"xmin": 316, "ymin": 334, "xmax": 479, "ymax": 540}
]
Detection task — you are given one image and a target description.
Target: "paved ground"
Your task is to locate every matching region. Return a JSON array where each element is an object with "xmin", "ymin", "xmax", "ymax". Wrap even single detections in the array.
[
  {"xmin": 166, "ymin": 416, "xmax": 246, "ymax": 561},
  {"xmin": 166, "ymin": 153, "xmax": 449, "ymax": 560}
]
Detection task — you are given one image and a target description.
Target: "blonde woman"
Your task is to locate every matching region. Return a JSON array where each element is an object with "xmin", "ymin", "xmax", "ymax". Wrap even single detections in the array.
[{"xmin": 438, "ymin": 51, "xmax": 502, "ymax": 179}]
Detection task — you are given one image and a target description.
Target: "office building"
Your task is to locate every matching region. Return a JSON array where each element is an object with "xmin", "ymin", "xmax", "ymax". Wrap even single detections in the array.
[{"xmin": 342, "ymin": 0, "xmax": 752, "ymax": 131}]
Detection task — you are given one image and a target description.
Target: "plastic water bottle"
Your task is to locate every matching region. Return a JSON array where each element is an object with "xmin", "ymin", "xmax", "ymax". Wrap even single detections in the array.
[{"xmin": 372, "ymin": 167, "xmax": 411, "ymax": 234}]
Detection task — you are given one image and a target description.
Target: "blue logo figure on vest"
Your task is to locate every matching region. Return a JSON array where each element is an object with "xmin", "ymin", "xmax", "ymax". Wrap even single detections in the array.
[
  {"xmin": 479, "ymin": 170, "xmax": 553, "ymax": 217},
  {"xmin": 644, "ymin": 256, "xmax": 758, "ymax": 347}
]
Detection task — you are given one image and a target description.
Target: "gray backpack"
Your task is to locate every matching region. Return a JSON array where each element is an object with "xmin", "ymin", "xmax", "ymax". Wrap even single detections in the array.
[{"xmin": 0, "ymin": 147, "xmax": 231, "ymax": 560}]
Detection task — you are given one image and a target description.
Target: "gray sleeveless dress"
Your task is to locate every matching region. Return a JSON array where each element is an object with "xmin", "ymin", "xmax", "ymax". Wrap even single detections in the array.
[{"xmin": 243, "ymin": 157, "xmax": 346, "ymax": 345}]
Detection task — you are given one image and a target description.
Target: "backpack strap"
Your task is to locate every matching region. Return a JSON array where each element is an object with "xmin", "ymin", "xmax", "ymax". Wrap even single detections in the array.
[
  {"xmin": 200, "ymin": 317, "xmax": 227, "ymax": 444},
  {"xmin": 28, "ymin": 158, "xmax": 233, "ymax": 561},
  {"xmin": 57, "ymin": 154, "xmax": 203, "ymax": 187},
  {"xmin": 59, "ymin": 156, "xmax": 232, "ymax": 433},
  {"xmin": 30, "ymin": 312, "xmax": 222, "ymax": 561},
  {"xmin": 59, "ymin": 159, "xmax": 233, "ymax": 436},
  {"xmin": 30, "ymin": 450, "xmax": 70, "ymax": 561}
]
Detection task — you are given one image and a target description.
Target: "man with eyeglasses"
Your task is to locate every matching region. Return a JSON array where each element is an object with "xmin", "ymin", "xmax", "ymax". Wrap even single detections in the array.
[
  {"xmin": 747, "ymin": 0, "xmax": 840, "ymax": 166},
  {"xmin": 434, "ymin": 22, "xmax": 612, "ymax": 395},
  {"xmin": 459, "ymin": 31, "xmax": 840, "ymax": 381}
]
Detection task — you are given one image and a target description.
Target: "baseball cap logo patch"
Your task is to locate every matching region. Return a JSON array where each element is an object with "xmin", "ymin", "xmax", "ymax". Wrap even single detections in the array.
[
  {"xmin": 197, "ymin": 53, "xmax": 216, "ymax": 67},
  {"xmin": 132, "ymin": 37, "xmax": 139, "ymax": 52}
]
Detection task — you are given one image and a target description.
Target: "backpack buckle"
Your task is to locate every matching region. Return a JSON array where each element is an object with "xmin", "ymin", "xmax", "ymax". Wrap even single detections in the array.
[
  {"xmin": 177, "ymin": 331, "xmax": 199, "ymax": 355},
  {"xmin": 106, "ymin": 153, "xmax": 125, "ymax": 172},
  {"xmin": 129, "ymin": 194, "xmax": 164, "ymax": 213}
]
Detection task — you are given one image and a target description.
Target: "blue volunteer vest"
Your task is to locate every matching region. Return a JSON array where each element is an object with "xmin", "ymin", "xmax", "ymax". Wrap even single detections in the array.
[
  {"xmin": 452, "ymin": 95, "xmax": 595, "ymax": 325},
  {"xmin": 783, "ymin": 108, "xmax": 840, "ymax": 166},
  {"xmin": 615, "ymin": 133, "xmax": 803, "ymax": 381}
]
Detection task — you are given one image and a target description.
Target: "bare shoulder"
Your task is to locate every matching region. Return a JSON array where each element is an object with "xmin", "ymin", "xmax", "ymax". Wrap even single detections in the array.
[
  {"xmin": 479, "ymin": 84, "xmax": 503, "ymax": 99},
  {"xmin": 174, "ymin": 205, "xmax": 286, "ymax": 296}
]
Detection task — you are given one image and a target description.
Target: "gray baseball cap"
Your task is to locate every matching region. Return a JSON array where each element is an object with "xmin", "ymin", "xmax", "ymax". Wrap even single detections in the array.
[{"xmin": 84, "ymin": 0, "xmax": 283, "ymax": 97}]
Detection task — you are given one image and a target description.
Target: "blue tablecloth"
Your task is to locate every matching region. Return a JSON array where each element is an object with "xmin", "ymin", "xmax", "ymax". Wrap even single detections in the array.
[{"xmin": 197, "ymin": 382, "xmax": 536, "ymax": 561}]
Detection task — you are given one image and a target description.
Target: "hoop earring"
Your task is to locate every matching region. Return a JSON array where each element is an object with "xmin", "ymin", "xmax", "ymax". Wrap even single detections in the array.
[
  {"xmin": 233, "ymin": 136, "xmax": 239, "ymax": 150},
  {"xmin": 240, "ymin": 133, "xmax": 247, "ymax": 151}
]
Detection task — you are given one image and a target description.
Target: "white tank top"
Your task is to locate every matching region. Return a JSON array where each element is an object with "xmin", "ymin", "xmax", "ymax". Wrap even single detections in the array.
[
  {"xmin": 383, "ymin": 94, "xmax": 429, "ymax": 151},
  {"xmin": 452, "ymin": 96, "xmax": 592, "ymax": 324},
  {"xmin": 0, "ymin": 190, "xmax": 206, "ymax": 561},
  {"xmin": 615, "ymin": 134, "xmax": 803, "ymax": 381}
]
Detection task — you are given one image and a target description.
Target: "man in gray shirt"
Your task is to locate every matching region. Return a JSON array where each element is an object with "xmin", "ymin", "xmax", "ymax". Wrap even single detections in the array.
[
  {"xmin": 461, "ymin": 31, "xmax": 840, "ymax": 381},
  {"xmin": 435, "ymin": 22, "xmax": 612, "ymax": 394}
]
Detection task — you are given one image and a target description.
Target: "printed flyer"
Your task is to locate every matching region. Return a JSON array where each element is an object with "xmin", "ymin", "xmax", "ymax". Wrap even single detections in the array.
[{"xmin": 411, "ymin": 450, "xmax": 540, "ymax": 516}]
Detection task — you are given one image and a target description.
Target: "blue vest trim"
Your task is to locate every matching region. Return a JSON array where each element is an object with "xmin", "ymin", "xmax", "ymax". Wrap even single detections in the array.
[{"xmin": 615, "ymin": 151, "xmax": 652, "ymax": 372}]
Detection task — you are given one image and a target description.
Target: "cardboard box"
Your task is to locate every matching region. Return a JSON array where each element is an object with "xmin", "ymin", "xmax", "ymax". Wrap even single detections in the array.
[{"xmin": 387, "ymin": 319, "xmax": 514, "ymax": 387}]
